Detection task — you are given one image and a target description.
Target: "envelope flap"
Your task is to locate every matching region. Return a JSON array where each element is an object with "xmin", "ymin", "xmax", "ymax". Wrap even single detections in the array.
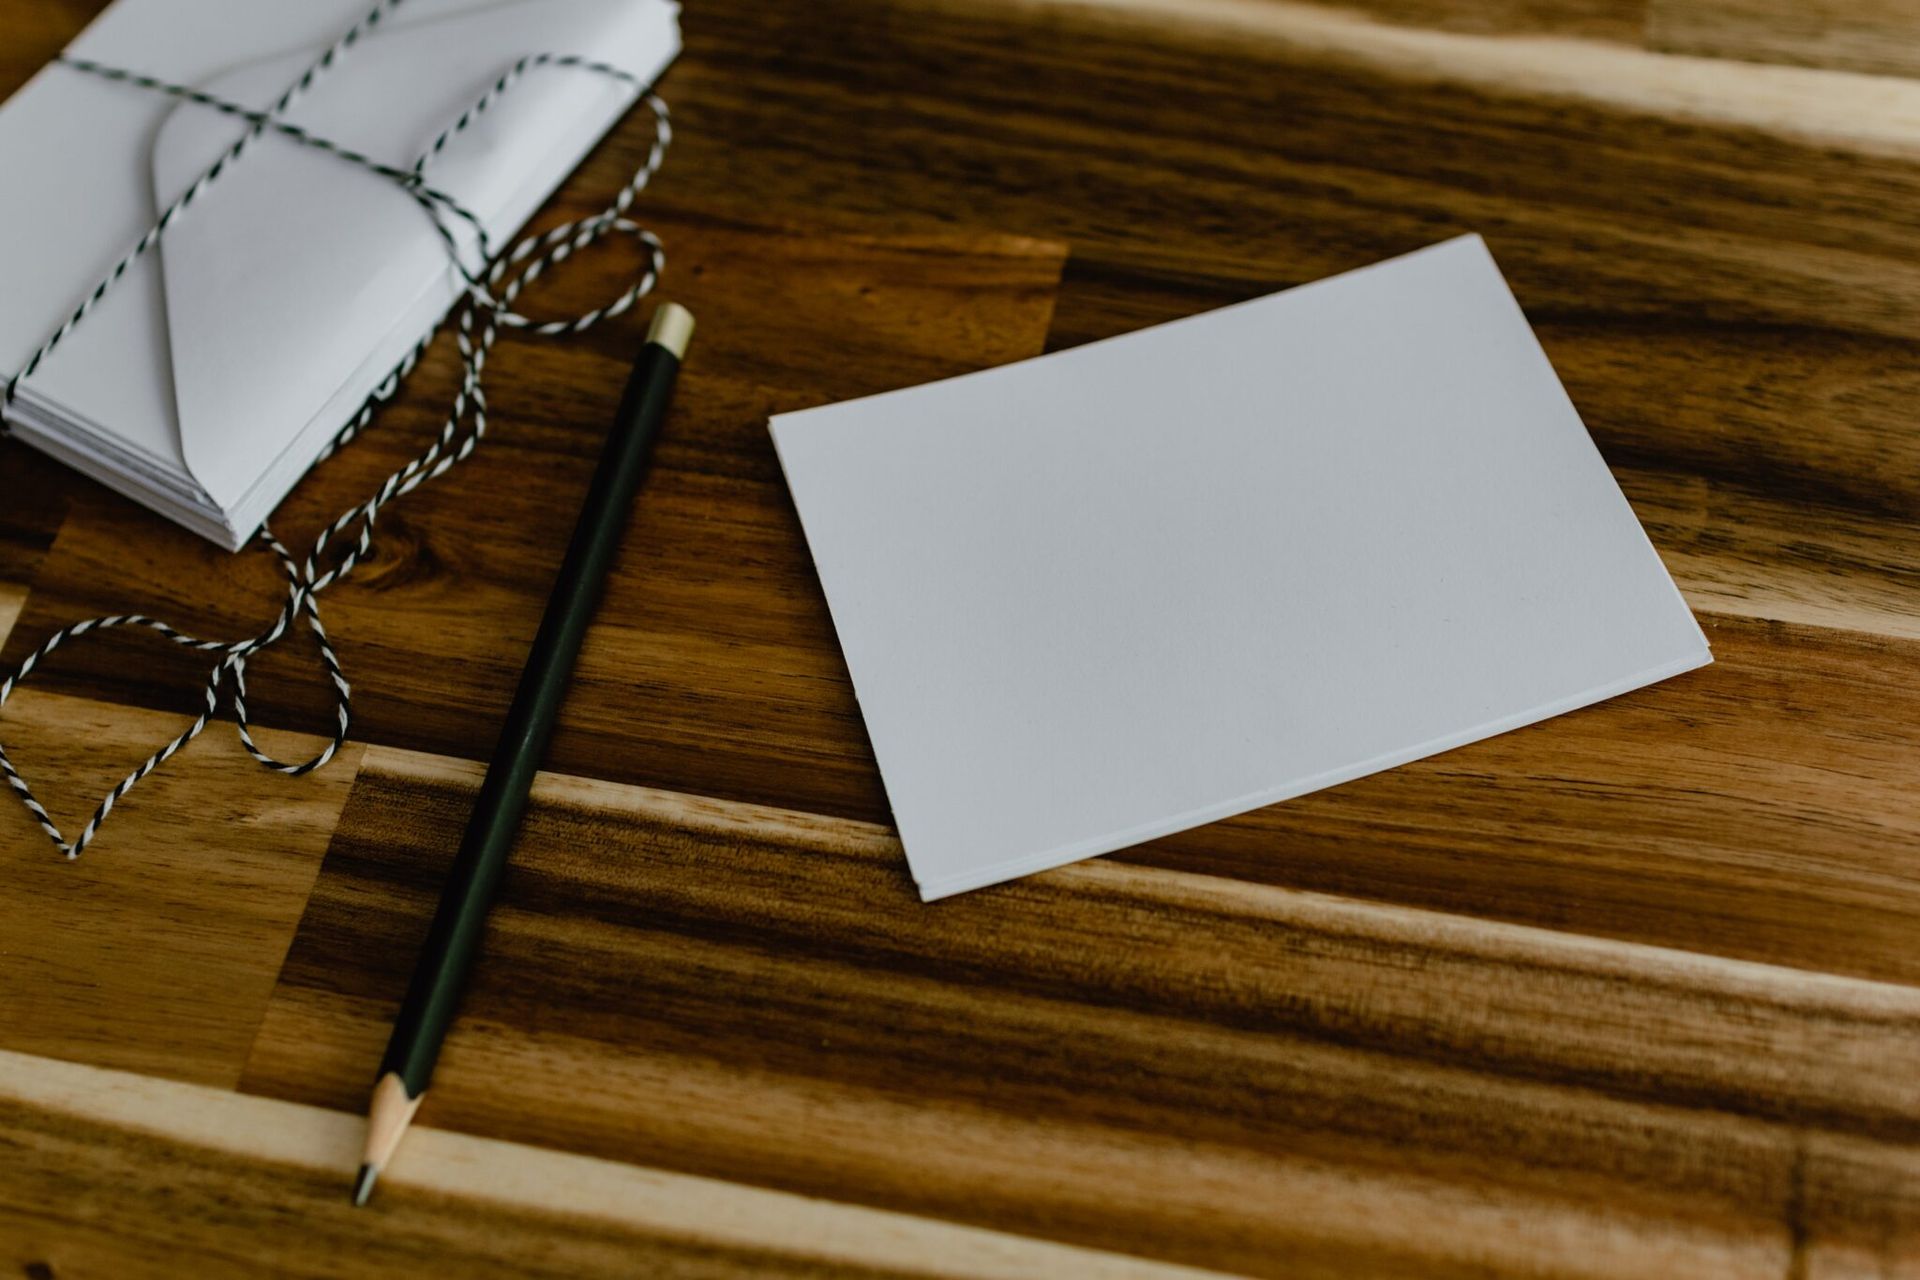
[{"xmin": 150, "ymin": 0, "xmax": 679, "ymax": 513}]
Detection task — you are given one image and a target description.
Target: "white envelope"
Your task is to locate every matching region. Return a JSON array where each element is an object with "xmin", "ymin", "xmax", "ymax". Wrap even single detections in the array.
[{"xmin": 0, "ymin": 0, "xmax": 681, "ymax": 547}]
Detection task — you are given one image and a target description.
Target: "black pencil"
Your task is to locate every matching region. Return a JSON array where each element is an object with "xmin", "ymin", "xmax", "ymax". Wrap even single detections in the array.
[{"xmin": 353, "ymin": 301, "xmax": 695, "ymax": 1207}]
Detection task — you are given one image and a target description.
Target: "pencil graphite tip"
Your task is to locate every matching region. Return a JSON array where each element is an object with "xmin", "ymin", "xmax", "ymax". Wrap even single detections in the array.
[{"xmin": 352, "ymin": 1163, "xmax": 379, "ymax": 1207}]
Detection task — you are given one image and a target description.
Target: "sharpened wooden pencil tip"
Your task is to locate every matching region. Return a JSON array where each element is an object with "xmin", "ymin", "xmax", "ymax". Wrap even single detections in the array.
[{"xmin": 359, "ymin": 1071, "xmax": 424, "ymax": 1201}]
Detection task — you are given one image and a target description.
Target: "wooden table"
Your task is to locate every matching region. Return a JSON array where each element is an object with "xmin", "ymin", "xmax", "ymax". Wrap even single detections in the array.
[{"xmin": 4, "ymin": 1, "xmax": 1919, "ymax": 1275}]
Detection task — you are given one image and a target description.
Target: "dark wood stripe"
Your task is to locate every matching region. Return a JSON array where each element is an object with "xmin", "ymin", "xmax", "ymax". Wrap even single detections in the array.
[
  {"xmin": 0, "ymin": 444, "xmax": 74, "ymax": 589},
  {"xmin": 241, "ymin": 749, "xmax": 1920, "ymax": 1278},
  {"xmin": 1650, "ymin": 0, "xmax": 1920, "ymax": 77},
  {"xmin": 668, "ymin": 0, "xmax": 1920, "ymax": 334},
  {"xmin": 3, "ymin": 1050, "xmax": 1211, "ymax": 1280}
]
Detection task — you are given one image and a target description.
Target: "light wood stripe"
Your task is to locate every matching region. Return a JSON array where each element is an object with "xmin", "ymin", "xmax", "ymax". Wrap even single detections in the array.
[
  {"xmin": 1313, "ymin": 0, "xmax": 1648, "ymax": 43},
  {"xmin": 1038, "ymin": 0, "xmax": 1920, "ymax": 156},
  {"xmin": 377, "ymin": 743, "xmax": 1920, "ymax": 1102},
  {"xmin": 0, "ymin": 583, "xmax": 23, "ymax": 653},
  {"xmin": 382, "ymin": 736, "xmax": 1920, "ymax": 1012},
  {"xmin": 369, "ymin": 742, "xmax": 893, "ymax": 845},
  {"xmin": 0, "ymin": 1048, "xmax": 1232, "ymax": 1280},
  {"xmin": 1636, "ymin": 478, "xmax": 1920, "ymax": 641}
]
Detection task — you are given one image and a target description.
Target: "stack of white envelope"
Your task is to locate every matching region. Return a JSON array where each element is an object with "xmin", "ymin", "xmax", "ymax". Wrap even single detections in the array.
[{"xmin": 0, "ymin": 0, "xmax": 681, "ymax": 549}]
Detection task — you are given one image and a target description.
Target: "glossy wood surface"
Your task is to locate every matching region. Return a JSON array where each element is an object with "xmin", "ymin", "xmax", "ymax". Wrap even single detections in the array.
[
  {"xmin": 1649, "ymin": 0, "xmax": 1920, "ymax": 75},
  {"xmin": 2, "ymin": 1, "xmax": 1918, "ymax": 1276}
]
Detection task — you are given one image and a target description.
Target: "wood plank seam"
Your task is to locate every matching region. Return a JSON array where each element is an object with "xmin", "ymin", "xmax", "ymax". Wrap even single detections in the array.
[
  {"xmin": 365, "ymin": 742, "xmax": 1920, "ymax": 1016},
  {"xmin": 1, "ymin": 1047, "xmax": 1235, "ymax": 1279}
]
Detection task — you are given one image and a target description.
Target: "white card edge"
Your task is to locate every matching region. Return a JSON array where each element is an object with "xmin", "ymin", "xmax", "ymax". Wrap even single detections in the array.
[{"xmin": 912, "ymin": 641, "xmax": 1714, "ymax": 902}]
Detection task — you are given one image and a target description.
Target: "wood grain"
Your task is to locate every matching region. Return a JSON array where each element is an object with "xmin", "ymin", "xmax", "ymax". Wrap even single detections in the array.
[
  {"xmin": 1126, "ymin": 612, "xmax": 1920, "ymax": 985},
  {"xmin": 240, "ymin": 746, "xmax": 1920, "ymax": 1279},
  {"xmin": 3, "ymin": 1049, "xmax": 1224, "ymax": 1280},
  {"xmin": 0, "ymin": 444, "xmax": 76, "ymax": 590},
  {"xmin": 667, "ymin": 0, "xmax": 1920, "ymax": 636},
  {"xmin": 3, "ymin": 211, "xmax": 1065, "ymax": 825},
  {"xmin": 1309, "ymin": 0, "xmax": 1648, "ymax": 42},
  {"xmin": 3, "ymin": 0, "xmax": 1920, "ymax": 1274},
  {"xmin": 1650, "ymin": 0, "xmax": 1920, "ymax": 77},
  {"xmin": 0, "ymin": 1, "xmax": 95, "ymax": 96},
  {"xmin": 0, "ymin": 583, "xmax": 22, "ymax": 652},
  {"xmin": 0, "ymin": 691, "xmax": 360, "ymax": 1086}
]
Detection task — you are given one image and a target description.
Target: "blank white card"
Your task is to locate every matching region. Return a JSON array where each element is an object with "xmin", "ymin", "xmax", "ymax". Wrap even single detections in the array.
[{"xmin": 771, "ymin": 235, "xmax": 1711, "ymax": 900}]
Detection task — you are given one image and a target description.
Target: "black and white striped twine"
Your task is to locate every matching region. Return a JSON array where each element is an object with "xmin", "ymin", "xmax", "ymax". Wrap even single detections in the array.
[{"xmin": 0, "ymin": 0, "xmax": 671, "ymax": 859}]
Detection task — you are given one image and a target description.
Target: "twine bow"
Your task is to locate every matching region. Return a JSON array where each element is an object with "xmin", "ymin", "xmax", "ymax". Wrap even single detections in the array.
[{"xmin": 0, "ymin": 0, "xmax": 671, "ymax": 858}]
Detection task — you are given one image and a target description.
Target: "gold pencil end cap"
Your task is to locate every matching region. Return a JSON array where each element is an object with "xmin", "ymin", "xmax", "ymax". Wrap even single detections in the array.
[{"xmin": 647, "ymin": 301, "xmax": 695, "ymax": 360}]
